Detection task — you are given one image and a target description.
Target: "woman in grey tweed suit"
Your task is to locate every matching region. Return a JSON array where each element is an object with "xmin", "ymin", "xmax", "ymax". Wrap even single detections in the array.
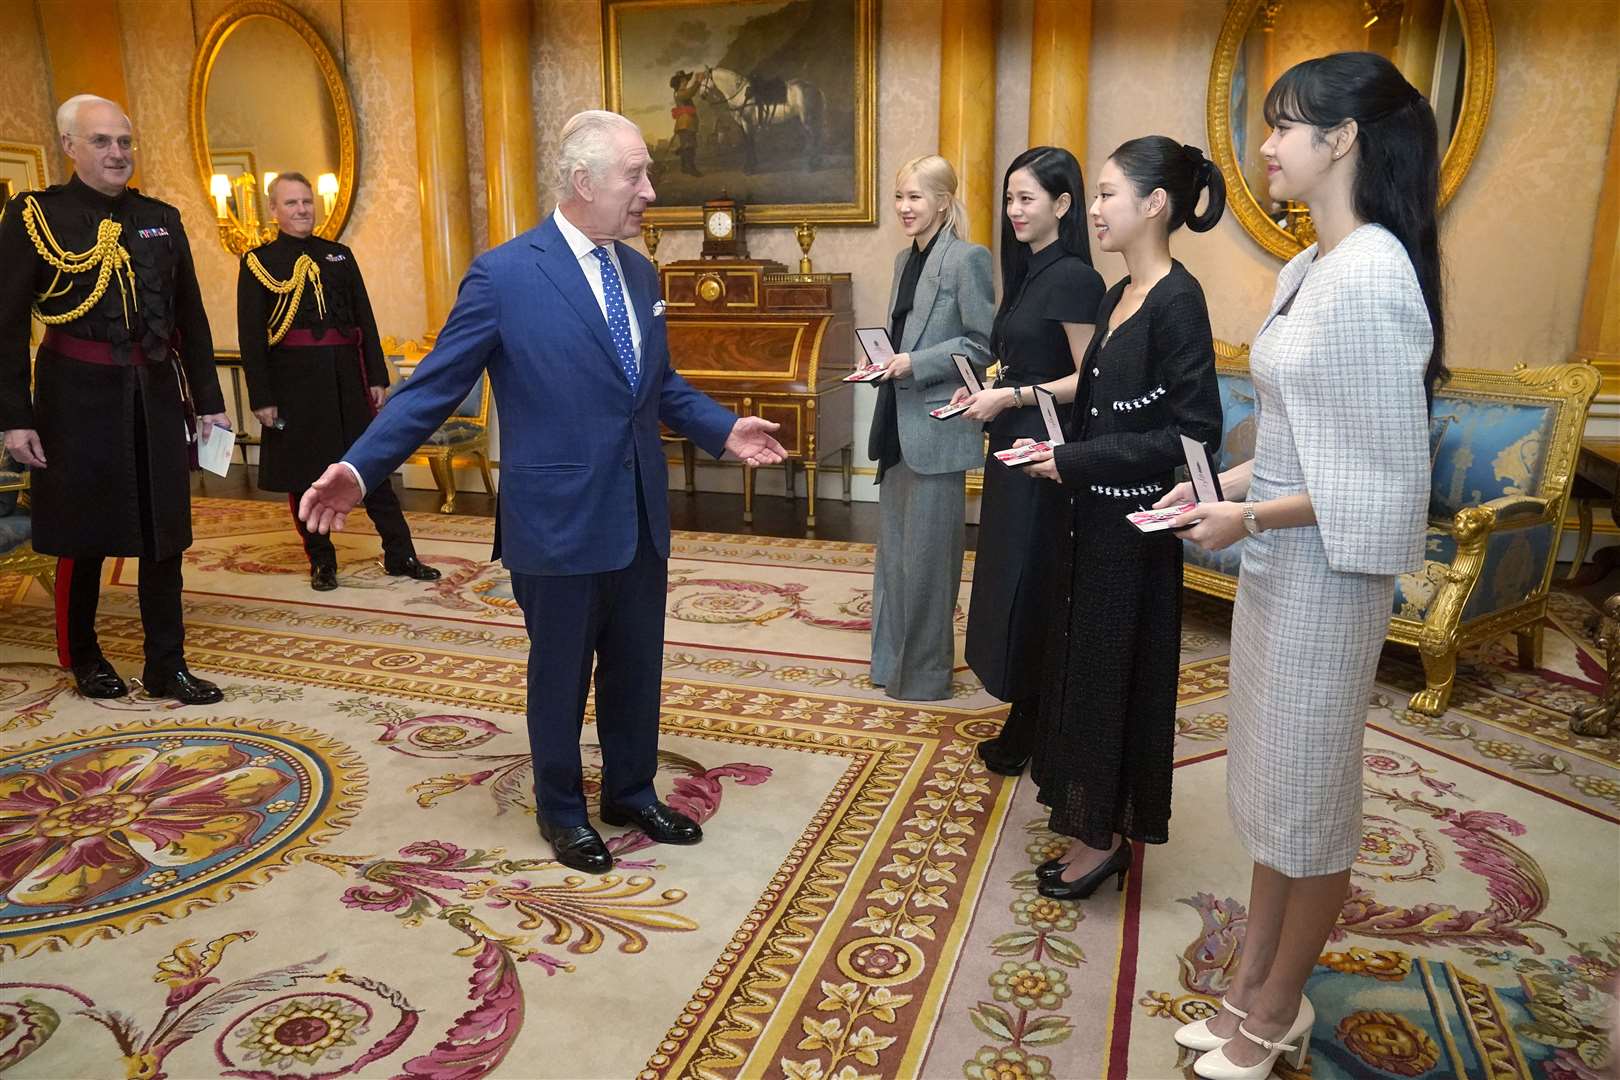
[
  {"xmin": 867, "ymin": 155, "xmax": 994, "ymax": 701},
  {"xmin": 1164, "ymin": 54, "xmax": 1448, "ymax": 1079}
]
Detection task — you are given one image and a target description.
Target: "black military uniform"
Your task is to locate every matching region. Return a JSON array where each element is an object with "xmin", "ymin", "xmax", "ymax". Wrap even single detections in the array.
[
  {"xmin": 236, "ymin": 231, "xmax": 437, "ymax": 590},
  {"xmin": 0, "ymin": 175, "xmax": 225, "ymax": 702}
]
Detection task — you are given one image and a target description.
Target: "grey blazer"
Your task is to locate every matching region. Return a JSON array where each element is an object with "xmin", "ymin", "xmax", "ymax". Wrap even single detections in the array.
[{"xmin": 885, "ymin": 229, "xmax": 996, "ymax": 475}]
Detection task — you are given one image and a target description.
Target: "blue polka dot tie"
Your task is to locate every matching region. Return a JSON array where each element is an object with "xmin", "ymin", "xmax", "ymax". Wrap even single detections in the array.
[{"xmin": 591, "ymin": 246, "xmax": 639, "ymax": 392}]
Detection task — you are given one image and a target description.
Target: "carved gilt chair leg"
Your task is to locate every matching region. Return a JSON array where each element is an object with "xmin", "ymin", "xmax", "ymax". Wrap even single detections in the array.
[
  {"xmin": 1411, "ymin": 645, "xmax": 1457, "ymax": 717},
  {"xmin": 1515, "ymin": 621, "xmax": 1545, "ymax": 670},
  {"xmin": 1572, "ymin": 594, "xmax": 1620, "ymax": 737},
  {"xmin": 427, "ymin": 456, "xmax": 458, "ymax": 514},
  {"xmin": 474, "ymin": 450, "xmax": 495, "ymax": 496},
  {"xmin": 1566, "ymin": 498, "xmax": 1594, "ymax": 583}
]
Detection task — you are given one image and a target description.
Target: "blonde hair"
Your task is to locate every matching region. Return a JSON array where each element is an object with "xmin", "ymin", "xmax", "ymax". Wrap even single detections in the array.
[{"xmin": 896, "ymin": 154, "xmax": 968, "ymax": 238}]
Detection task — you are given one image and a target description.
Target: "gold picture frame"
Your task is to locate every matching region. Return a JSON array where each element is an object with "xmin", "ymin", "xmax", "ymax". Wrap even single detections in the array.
[
  {"xmin": 1207, "ymin": 0, "xmax": 1496, "ymax": 261},
  {"xmin": 0, "ymin": 141, "xmax": 49, "ymax": 205},
  {"xmin": 602, "ymin": 0, "xmax": 877, "ymax": 227},
  {"xmin": 187, "ymin": 0, "xmax": 358, "ymax": 244}
]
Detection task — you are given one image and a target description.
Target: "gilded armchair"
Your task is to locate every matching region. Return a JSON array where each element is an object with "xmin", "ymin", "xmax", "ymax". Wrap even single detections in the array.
[
  {"xmin": 383, "ymin": 336, "xmax": 495, "ymax": 514},
  {"xmin": 0, "ymin": 455, "xmax": 56, "ymax": 595},
  {"xmin": 1183, "ymin": 346, "xmax": 1600, "ymax": 717}
]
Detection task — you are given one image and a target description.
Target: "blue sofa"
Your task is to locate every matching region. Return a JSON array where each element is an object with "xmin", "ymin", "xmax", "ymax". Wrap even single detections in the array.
[
  {"xmin": 0, "ymin": 454, "xmax": 55, "ymax": 596},
  {"xmin": 1183, "ymin": 345, "xmax": 1601, "ymax": 716}
]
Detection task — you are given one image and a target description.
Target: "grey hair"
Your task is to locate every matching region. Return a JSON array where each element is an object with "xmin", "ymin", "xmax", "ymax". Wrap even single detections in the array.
[
  {"xmin": 553, "ymin": 110, "xmax": 641, "ymax": 200},
  {"xmin": 57, "ymin": 94, "xmax": 129, "ymax": 135}
]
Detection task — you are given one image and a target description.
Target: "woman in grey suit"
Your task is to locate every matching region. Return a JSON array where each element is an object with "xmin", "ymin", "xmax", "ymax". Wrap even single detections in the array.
[
  {"xmin": 1164, "ymin": 53, "xmax": 1447, "ymax": 1079},
  {"xmin": 867, "ymin": 155, "xmax": 995, "ymax": 701}
]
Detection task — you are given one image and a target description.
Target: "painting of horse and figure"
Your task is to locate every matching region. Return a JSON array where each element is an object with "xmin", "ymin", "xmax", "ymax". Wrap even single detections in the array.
[{"xmin": 603, "ymin": 0, "xmax": 877, "ymax": 225}]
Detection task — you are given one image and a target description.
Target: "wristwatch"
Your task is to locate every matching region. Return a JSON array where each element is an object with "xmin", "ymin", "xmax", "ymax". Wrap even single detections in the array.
[
  {"xmin": 1011, "ymin": 386, "xmax": 1024, "ymax": 408},
  {"xmin": 1242, "ymin": 503, "xmax": 1263, "ymax": 537}
]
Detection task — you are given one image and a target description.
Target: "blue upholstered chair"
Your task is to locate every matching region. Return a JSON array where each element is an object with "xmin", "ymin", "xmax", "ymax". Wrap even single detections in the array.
[
  {"xmin": 383, "ymin": 336, "xmax": 494, "ymax": 514},
  {"xmin": 0, "ymin": 452, "xmax": 56, "ymax": 595},
  {"xmin": 1183, "ymin": 343, "xmax": 1601, "ymax": 716}
]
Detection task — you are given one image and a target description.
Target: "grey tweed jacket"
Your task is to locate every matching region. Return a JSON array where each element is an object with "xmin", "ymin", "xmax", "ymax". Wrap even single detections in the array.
[{"xmin": 885, "ymin": 228, "xmax": 995, "ymax": 475}]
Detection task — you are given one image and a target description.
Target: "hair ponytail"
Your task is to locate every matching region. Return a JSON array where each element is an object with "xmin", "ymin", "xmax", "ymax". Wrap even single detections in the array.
[
  {"xmin": 1264, "ymin": 51, "xmax": 1446, "ymax": 398},
  {"xmin": 1184, "ymin": 147, "xmax": 1227, "ymax": 233},
  {"xmin": 1108, "ymin": 136, "xmax": 1227, "ymax": 235}
]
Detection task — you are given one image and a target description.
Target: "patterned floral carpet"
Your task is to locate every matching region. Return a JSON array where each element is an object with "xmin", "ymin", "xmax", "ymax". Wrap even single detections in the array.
[{"xmin": 0, "ymin": 497, "xmax": 1612, "ymax": 1079}]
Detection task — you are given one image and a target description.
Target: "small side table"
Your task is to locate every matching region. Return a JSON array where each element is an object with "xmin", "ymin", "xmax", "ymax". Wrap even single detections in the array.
[{"xmin": 1567, "ymin": 439, "xmax": 1620, "ymax": 582}]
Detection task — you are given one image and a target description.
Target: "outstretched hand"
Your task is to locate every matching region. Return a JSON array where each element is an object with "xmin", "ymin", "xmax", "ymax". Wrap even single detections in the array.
[
  {"xmin": 723, "ymin": 416, "xmax": 787, "ymax": 467},
  {"xmin": 299, "ymin": 463, "xmax": 363, "ymax": 535}
]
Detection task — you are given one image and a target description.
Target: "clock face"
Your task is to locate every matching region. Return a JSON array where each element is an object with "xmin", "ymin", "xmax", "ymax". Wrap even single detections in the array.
[{"xmin": 706, "ymin": 210, "xmax": 734, "ymax": 239}]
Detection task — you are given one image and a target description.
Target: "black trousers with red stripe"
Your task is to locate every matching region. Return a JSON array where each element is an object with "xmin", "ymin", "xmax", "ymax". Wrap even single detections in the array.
[
  {"xmin": 286, "ymin": 475, "xmax": 416, "ymax": 570},
  {"xmin": 56, "ymin": 553, "xmax": 184, "ymax": 681},
  {"xmin": 53, "ymin": 387, "xmax": 187, "ymax": 682}
]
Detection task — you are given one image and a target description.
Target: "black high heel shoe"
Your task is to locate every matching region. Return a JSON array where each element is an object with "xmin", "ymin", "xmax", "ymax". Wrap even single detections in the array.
[
  {"xmin": 1036, "ymin": 857, "xmax": 1067, "ymax": 883},
  {"xmin": 1037, "ymin": 843, "xmax": 1131, "ymax": 901}
]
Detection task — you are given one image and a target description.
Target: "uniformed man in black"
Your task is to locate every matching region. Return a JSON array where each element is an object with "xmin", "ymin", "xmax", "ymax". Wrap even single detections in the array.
[
  {"xmin": 0, "ymin": 94, "xmax": 230, "ymax": 704},
  {"xmin": 237, "ymin": 172, "xmax": 438, "ymax": 591}
]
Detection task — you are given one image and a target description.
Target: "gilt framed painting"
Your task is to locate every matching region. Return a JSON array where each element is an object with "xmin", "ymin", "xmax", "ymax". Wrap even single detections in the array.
[{"xmin": 602, "ymin": 0, "xmax": 876, "ymax": 226}]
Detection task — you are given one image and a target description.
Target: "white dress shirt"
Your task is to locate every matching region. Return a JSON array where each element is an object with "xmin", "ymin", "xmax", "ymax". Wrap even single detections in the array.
[{"xmin": 553, "ymin": 208, "xmax": 643, "ymax": 363}]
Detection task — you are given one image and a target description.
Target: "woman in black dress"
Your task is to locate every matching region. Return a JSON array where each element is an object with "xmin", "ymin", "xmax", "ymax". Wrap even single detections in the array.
[
  {"xmin": 1018, "ymin": 137, "xmax": 1226, "ymax": 900},
  {"xmin": 954, "ymin": 147, "xmax": 1105, "ymax": 775}
]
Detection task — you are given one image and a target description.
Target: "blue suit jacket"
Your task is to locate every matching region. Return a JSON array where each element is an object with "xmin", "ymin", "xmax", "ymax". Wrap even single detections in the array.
[{"xmin": 343, "ymin": 214, "xmax": 737, "ymax": 576}]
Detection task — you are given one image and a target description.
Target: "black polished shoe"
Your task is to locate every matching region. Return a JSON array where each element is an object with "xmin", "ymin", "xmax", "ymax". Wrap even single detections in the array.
[
  {"xmin": 600, "ymin": 799, "xmax": 702, "ymax": 845},
  {"xmin": 1036, "ymin": 857, "xmax": 1068, "ymax": 884},
  {"xmin": 145, "ymin": 668, "xmax": 224, "ymax": 706},
  {"xmin": 977, "ymin": 736, "xmax": 1030, "ymax": 776},
  {"xmin": 538, "ymin": 819, "xmax": 613, "ymax": 873},
  {"xmin": 1037, "ymin": 843, "xmax": 1131, "ymax": 901},
  {"xmin": 310, "ymin": 564, "xmax": 339, "ymax": 591},
  {"xmin": 384, "ymin": 555, "xmax": 441, "ymax": 581},
  {"xmin": 71, "ymin": 657, "xmax": 128, "ymax": 699}
]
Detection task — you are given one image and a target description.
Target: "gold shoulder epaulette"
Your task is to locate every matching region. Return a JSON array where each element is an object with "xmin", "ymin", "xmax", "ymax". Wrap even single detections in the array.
[
  {"xmin": 245, "ymin": 250, "xmax": 326, "ymax": 346},
  {"xmin": 21, "ymin": 194, "xmax": 137, "ymax": 327}
]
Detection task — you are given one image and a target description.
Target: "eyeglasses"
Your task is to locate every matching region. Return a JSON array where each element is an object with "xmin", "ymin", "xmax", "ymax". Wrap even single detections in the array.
[{"xmin": 68, "ymin": 133, "xmax": 137, "ymax": 153}]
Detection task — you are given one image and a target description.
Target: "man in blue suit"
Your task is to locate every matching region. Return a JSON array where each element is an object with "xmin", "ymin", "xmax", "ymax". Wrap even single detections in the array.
[{"xmin": 300, "ymin": 110, "xmax": 785, "ymax": 873}]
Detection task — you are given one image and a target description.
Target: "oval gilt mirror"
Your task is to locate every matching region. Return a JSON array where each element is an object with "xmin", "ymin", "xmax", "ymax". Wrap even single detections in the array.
[
  {"xmin": 188, "ymin": 0, "xmax": 357, "ymax": 251},
  {"xmin": 1208, "ymin": 0, "xmax": 1495, "ymax": 260}
]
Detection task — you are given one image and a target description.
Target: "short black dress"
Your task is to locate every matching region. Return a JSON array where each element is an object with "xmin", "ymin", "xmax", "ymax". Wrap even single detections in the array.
[
  {"xmin": 1032, "ymin": 263, "xmax": 1223, "ymax": 847},
  {"xmin": 964, "ymin": 243, "xmax": 1104, "ymax": 702}
]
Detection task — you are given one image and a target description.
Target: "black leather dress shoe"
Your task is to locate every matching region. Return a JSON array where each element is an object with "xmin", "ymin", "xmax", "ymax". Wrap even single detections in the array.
[
  {"xmin": 310, "ymin": 564, "xmax": 339, "ymax": 591},
  {"xmin": 384, "ymin": 555, "xmax": 441, "ymax": 581},
  {"xmin": 538, "ymin": 819, "xmax": 613, "ymax": 873},
  {"xmin": 600, "ymin": 800, "xmax": 702, "ymax": 845},
  {"xmin": 145, "ymin": 668, "xmax": 224, "ymax": 706},
  {"xmin": 71, "ymin": 657, "xmax": 128, "ymax": 699}
]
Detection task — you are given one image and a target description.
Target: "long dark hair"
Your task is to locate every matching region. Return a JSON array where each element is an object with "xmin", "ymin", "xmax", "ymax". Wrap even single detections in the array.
[
  {"xmin": 1265, "ymin": 51, "xmax": 1447, "ymax": 396},
  {"xmin": 995, "ymin": 146, "xmax": 1093, "ymax": 325},
  {"xmin": 1107, "ymin": 136, "xmax": 1226, "ymax": 234}
]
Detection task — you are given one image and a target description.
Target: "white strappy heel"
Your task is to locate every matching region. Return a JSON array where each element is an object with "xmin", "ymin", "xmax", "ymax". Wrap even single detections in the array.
[
  {"xmin": 1192, "ymin": 996, "xmax": 1315, "ymax": 1078},
  {"xmin": 1173, "ymin": 998, "xmax": 1249, "ymax": 1052}
]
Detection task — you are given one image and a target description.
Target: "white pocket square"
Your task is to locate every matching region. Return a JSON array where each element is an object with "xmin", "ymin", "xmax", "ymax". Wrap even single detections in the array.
[{"xmin": 653, "ymin": 300, "xmax": 666, "ymax": 317}]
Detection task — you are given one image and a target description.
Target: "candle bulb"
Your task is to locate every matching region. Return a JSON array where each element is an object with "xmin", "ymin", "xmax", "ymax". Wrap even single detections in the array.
[
  {"xmin": 210, "ymin": 173, "xmax": 231, "ymax": 220},
  {"xmin": 317, "ymin": 172, "xmax": 338, "ymax": 220}
]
